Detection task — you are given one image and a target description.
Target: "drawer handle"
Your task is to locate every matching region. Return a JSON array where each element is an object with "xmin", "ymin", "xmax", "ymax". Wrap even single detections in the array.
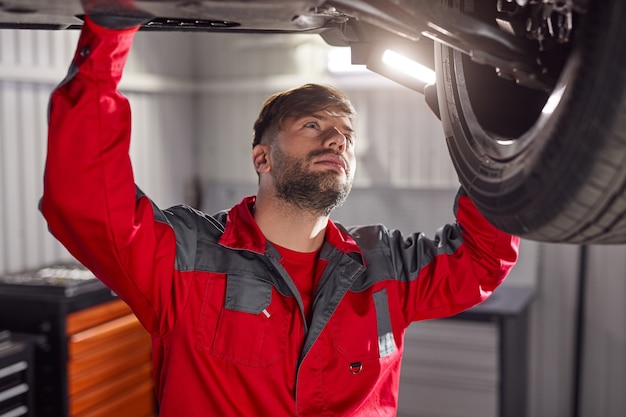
[
  {"xmin": 0, "ymin": 361, "xmax": 27, "ymax": 379},
  {"xmin": 0, "ymin": 405, "xmax": 28, "ymax": 417},
  {"xmin": 0, "ymin": 383, "xmax": 28, "ymax": 402}
]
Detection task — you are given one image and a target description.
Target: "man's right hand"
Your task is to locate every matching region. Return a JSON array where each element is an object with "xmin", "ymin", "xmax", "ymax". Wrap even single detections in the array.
[{"xmin": 82, "ymin": 0, "xmax": 153, "ymax": 29}]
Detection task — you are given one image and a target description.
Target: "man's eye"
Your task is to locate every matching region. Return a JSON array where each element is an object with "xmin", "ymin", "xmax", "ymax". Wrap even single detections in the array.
[{"xmin": 304, "ymin": 122, "xmax": 319, "ymax": 129}]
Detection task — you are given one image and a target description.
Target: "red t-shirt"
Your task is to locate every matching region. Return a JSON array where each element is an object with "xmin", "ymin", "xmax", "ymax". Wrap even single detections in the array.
[{"xmin": 273, "ymin": 243, "xmax": 327, "ymax": 324}]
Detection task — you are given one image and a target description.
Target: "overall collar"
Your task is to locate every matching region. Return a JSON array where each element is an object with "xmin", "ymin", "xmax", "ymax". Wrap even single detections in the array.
[{"xmin": 219, "ymin": 195, "xmax": 363, "ymax": 262}]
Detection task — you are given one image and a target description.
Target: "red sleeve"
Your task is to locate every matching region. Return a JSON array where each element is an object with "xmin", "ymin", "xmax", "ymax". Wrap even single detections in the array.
[
  {"xmin": 400, "ymin": 190, "xmax": 520, "ymax": 323},
  {"xmin": 41, "ymin": 17, "xmax": 178, "ymax": 336}
]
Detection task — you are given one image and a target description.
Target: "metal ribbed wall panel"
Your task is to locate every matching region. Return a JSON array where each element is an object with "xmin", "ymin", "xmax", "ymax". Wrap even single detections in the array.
[
  {"xmin": 0, "ymin": 30, "xmax": 77, "ymax": 275},
  {"xmin": 0, "ymin": 29, "xmax": 197, "ymax": 275},
  {"xmin": 0, "ymin": 81, "xmax": 61, "ymax": 273},
  {"xmin": 338, "ymin": 87, "xmax": 456, "ymax": 188}
]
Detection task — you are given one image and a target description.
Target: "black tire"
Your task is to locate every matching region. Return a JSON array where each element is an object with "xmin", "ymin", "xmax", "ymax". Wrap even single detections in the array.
[{"xmin": 436, "ymin": 0, "xmax": 626, "ymax": 244}]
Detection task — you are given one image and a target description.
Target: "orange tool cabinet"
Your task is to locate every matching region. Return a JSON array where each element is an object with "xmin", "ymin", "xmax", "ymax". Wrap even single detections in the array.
[{"xmin": 0, "ymin": 265, "xmax": 155, "ymax": 417}]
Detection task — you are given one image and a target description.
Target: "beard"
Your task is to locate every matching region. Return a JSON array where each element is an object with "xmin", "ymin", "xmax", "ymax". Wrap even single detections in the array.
[{"xmin": 271, "ymin": 147, "xmax": 353, "ymax": 216}]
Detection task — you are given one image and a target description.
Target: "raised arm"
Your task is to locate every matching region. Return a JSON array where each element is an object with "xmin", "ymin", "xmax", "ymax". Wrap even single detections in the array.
[
  {"xmin": 41, "ymin": 17, "xmax": 178, "ymax": 335},
  {"xmin": 388, "ymin": 189, "xmax": 520, "ymax": 324}
]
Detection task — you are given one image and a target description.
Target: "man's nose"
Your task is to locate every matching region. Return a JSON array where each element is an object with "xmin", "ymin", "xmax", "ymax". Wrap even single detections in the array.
[{"xmin": 324, "ymin": 127, "xmax": 346, "ymax": 152}]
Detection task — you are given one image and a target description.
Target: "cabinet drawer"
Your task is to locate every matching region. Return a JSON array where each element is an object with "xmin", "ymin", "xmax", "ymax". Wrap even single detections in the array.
[
  {"xmin": 68, "ymin": 336, "xmax": 151, "ymax": 396},
  {"xmin": 398, "ymin": 379, "xmax": 498, "ymax": 417},
  {"xmin": 67, "ymin": 300, "xmax": 133, "ymax": 336},
  {"xmin": 70, "ymin": 362, "xmax": 152, "ymax": 416},
  {"xmin": 71, "ymin": 378, "xmax": 154, "ymax": 417},
  {"xmin": 398, "ymin": 319, "xmax": 499, "ymax": 417},
  {"xmin": 403, "ymin": 320, "xmax": 498, "ymax": 374},
  {"xmin": 65, "ymin": 300, "xmax": 154, "ymax": 417},
  {"xmin": 68, "ymin": 314, "xmax": 148, "ymax": 359}
]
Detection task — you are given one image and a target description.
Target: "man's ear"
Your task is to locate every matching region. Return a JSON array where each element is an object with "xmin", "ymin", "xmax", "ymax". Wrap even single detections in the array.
[{"xmin": 252, "ymin": 144, "xmax": 271, "ymax": 173}]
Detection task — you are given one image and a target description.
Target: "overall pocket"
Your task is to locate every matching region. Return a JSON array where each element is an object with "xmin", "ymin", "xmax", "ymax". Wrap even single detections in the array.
[{"xmin": 209, "ymin": 274, "xmax": 288, "ymax": 367}]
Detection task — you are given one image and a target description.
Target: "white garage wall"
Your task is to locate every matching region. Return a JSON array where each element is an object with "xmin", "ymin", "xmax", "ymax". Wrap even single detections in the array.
[
  {"xmin": 0, "ymin": 78, "xmax": 59, "ymax": 273},
  {"xmin": 0, "ymin": 29, "xmax": 197, "ymax": 274},
  {"xmin": 0, "ymin": 30, "xmax": 77, "ymax": 274}
]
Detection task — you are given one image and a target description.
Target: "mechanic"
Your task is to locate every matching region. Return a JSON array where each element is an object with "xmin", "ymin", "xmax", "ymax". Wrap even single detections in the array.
[{"xmin": 41, "ymin": 15, "xmax": 520, "ymax": 417}]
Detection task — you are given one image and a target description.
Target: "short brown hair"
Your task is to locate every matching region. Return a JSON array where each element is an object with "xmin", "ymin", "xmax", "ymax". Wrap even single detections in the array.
[{"xmin": 252, "ymin": 84, "xmax": 356, "ymax": 148}]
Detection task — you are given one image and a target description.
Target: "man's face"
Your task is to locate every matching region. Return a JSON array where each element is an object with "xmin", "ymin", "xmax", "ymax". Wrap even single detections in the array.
[{"xmin": 269, "ymin": 109, "xmax": 356, "ymax": 216}]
